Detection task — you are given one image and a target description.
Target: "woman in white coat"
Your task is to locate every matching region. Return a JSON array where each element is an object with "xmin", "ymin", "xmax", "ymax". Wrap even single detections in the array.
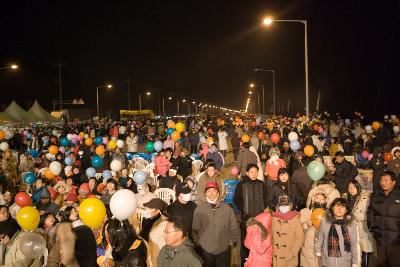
[
  {"xmin": 218, "ymin": 128, "xmax": 228, "ymax": 157},
  {"xmin": 125, "ymin": 132, "xmax": 138, "ymax": 153},
  {"xmin": 343, "ymin": 180, "xmax": 375, "ymax": 267}
]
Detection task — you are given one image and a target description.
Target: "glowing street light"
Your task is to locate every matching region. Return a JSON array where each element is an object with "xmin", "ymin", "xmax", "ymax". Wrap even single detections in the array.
[
  {"xmin": 0, "ymin": 64, "xmax": 19, "ymax": 70},
  {"xmin": 263, "ymin": 17, "xmax": 273, "ymax": 25},
  {"xmin": 168, "ymin": 97, "xmax": 172, "ymax": 100},
  {"xmin": 249, "ymin": 83, "xmax": 255, "ymax": 88},
  {"xmin": 146, "ymin": 91, "xmax": 151, "ymax": 96}
]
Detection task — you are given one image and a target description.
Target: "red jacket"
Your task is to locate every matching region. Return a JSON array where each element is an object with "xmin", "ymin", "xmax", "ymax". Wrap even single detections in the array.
[{"xmin": 244, "ymin": 212, "xmax": 272, "ymax": 267}]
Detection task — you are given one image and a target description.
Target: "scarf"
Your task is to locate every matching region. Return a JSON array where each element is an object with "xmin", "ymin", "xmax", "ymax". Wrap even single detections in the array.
[{"xmin": 328, "ymin": 219, "xmax": 351, "ymax": 257}]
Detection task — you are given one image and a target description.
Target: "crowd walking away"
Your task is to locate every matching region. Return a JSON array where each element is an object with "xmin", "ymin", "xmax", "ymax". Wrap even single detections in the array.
[{"xmin": 0, "ymin": 112, "xmax": 400, "ymax": 267}]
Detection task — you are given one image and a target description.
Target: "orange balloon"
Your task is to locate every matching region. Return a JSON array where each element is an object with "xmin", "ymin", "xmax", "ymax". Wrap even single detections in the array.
[
  {"xmin": 48, "ymin": 145, "xmax": 58, "ymax": 155},
  {"xmin": 44, "ymin": 168, "xmax": 56, "ymax": 180},
  {"xmin": 271, "ymin": 133, "xmax": 280, "ymax": 144},
  {"xmin": 242, "ymin": 134, "xmax": 250, "ymax": 143},
  {"xmin": 311, "ymin": 208, "xmax": 326, "ymax": 228},
  {"xmin": 85, "ymin": 138, "xmax": 93, "ymax": 146},
  {"xmin": 304, "ymin": 145, "xmax": 315, "ymax": 157},
  {"xmin": 384, "ymin": 152, "xmax": 393, "ymax": 162},
  {"xmin": 257, "ymin": 132, "xmax": 265, "ymax": 140},
  {"xmin": 167, "ymin": 121, "xmax": 176, "ymax": 129},
  {"xmin": 372, "ymin": 121, "xmax": 380, "ymax": 130},
  {"xmin": 0, "ymin": 130, "xmax": 5, "ymax": 140},
  {"xmin": 171, "ymin": 131, "xmax": 180, "ymax": 142},
  {"xmin": 95, "ymin": 145, "xmax": 105, "ymax": 156}
]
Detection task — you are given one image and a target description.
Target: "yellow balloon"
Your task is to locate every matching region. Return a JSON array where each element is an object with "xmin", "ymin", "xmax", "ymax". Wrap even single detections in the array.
[
  {"xmin": 108, "ymin": 140, "xmax": 117, "ymax": 150},
  {"xmin": 79, "ymin": 132, "xmax": 85, "ymax": 137},
  {"xmin": 16, "ymin": 206, "xmax": 40, "ymax": 231},
  {"xmin": 175, "ymin": 122, "xmax": 185, "ymax": 132},
  {"xmin": 242, "ymin": 134, "xmax": 250, "ymax": 143},
  {"xmin": 79, "ymin": 198, "xmax": 106, "ymax": 229}
]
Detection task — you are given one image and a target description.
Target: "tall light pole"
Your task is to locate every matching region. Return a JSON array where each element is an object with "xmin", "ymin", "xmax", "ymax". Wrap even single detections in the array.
[
  {"xmin": 263, "ymin": 17, "xmax": 309, "ymax": 118},
  {"xmin": 96, "ymin": 84, "xmax": 112, "ymax": 118},
  {"xmin": 255, "ymin": 68, "xmax": 275, "ymax": 115}
]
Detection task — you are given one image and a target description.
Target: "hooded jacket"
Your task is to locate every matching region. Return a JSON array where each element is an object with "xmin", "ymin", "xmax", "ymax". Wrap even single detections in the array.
[
  {"xmin": 158, "ymin": 239, "xmax": 202, "ymax": 267},
  {"xmin": 244, "ymin": 212, "xmax": 273, "ymax": 267}
]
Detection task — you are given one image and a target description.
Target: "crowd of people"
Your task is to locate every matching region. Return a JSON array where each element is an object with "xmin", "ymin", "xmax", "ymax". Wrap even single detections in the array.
[{"xmin": 0, "ymin": 111, "xmax": 399, "ymax": 267}]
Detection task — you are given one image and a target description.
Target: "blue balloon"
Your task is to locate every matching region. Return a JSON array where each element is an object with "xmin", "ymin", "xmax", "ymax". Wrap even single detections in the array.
[
  {"xmin": 102, "ymin": 170, "xmax": 112, "ymax": 180},
  {"xmin": 190, "ymin": 153, "xmax": 199, "ymax": 160},
  {"xmin": 95, "ymin": 136, "xmax": 103, "ymax": 145},
  {"xmin": 166, "ymin": 128, "xmax": 174, "ymax": 136},
  {"xmin": 133, "ymin": 170, "xmax": 146, "ymax": 185},
  {"xmin": 64, "ymin": 156, "xmax": 73, "ymax": 166},
  {"xmin": 91, "ymin": 155, "xmax": 104, "ymax": 168},
  {"xmin": 290, "ymin": 140, "xmax": 301, "ymax": 151},
  {"xmin": 86, "ymin": 167, "xmax": 96, "ymax": 178},
  {"xmin": 60, "ymin": 137, "xmax": 69, "ymax": 147},
  {"xmin": 28, "ymin": 150, "xmax": 39, "ymax": 158},
  {"xmin": 154, "ymin": 141, "xmax": 163, "ymax": 152},
  {"xmin": 24, "ymin": 172, "xmax": 36, "ymax": 184}
]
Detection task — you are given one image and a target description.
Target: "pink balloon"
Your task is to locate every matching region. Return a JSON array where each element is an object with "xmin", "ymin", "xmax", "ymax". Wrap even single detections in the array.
[
  {"xmin": 368, "ymin": 154, "xmax": 373, "ymax": 161},
  {"xmin": 59, "ymin": 146, "xmax": 65, "ymax": 153},
  {"xmin": 231, "ymin": 167, "xmax": 239, "ymax": 176},
  {"xmin": 318, "ymin": 127, "xmax": 324, "ymax": 134},
  {"xmin": 361, "ymin": 151, "xmax": 369, "ymax": 159},
  {"xmin": 76, "ymin": 136, "xmax": 83, "ymax": 141},
  {"xmin": 102, "ymin": 137, "xmax": 109, "ymax": 145}
]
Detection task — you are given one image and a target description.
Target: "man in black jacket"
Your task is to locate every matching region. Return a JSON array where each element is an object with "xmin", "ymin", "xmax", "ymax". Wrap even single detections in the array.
[
  {"xmin": 333, "ymin": 151, "xmax": 358, "ymax": 194},
  {"xmin": 233, "ymin": 163, "xmax": 268, "ymax": 265},
  {"xmin": 367, "ymin": 171, "xmax": 400, "ymax": 267}
]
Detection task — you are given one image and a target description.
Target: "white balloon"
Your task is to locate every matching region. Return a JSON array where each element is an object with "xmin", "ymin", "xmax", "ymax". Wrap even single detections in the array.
[
  {"xmin": 66, "ymin": 134, "xmax": 73, "ymax": 140},
  {"xmin": 84, "ymin": 134, "xmax": 89, "ymax": 139},
  {"xmin": 0, "ymin": 142, "xmax": 9, "ymax": 152},
  {"xmin": 5, "ymin": 129, "xmax": 14, "ymax": 140},
  {"xmin": 288, "ymin": 132, "xmax": 299, "ymax": 142},
  {"xmin": 116, "ymin": 140, "xmax": 124, "ymax": 148},
  {"xmin": 110, "ymin": 160, "xmax": 123, "ymax": 172},
  {"xmin": 49, "ymin": 161, "xmax": 62, "ymax": 175},
  {"xmin": 365, "ymin": 125, "xmax": 372, "ymax": 132},
  {"xmin": 111, "ymin": 136, "xmax": 117, "ymax": 141},
  {"xmin": 110, "ymin": 189, "xmax": 137, "ymax": 220},
  {"xmin": 394, "ymin": 126, "xmax": 400, "ymax": 133}
]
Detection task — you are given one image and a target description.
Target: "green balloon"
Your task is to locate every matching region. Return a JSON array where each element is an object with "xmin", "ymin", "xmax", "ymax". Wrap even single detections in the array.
[
  {"xmin": 307, "ymin": 161, "xmax": 326, "ymax": 182},
  {"xmin": 145, "ymin": 142, "xmax": 154, "ymax": 152}
]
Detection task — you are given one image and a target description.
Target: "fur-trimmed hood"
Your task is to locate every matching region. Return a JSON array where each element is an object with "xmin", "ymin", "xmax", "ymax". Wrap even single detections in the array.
[
  {"xmin": 306, "ymin": 181, "xmax": 340, "ymax": 208},
  {"xmin": 246, "ymin": 212, "xmax": 272, "ymax": 241}
]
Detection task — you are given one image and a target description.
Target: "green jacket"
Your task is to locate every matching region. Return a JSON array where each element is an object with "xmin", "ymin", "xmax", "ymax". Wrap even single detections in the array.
[{"xmin": 157, "ymin": 239, "xmax": 202, "ymax": 267}]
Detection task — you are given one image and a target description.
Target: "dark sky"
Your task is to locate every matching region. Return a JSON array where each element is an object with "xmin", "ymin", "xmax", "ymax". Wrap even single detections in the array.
[{"xmin": 1, "ymin": 0, "xmax": 399, "ymax": 119}]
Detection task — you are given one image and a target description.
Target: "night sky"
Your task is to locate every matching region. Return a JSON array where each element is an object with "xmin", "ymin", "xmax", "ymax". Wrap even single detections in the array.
[{"xmin": 1, "ymin": 1, "xmax": 399, "ymax": 119}]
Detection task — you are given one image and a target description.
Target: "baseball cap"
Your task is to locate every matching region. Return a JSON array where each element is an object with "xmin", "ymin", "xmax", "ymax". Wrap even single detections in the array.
[
  {"xmin": 175, "ymin": 182, "xmax": 191, "ymax": 197},
  {"xmin": 204, "ymin": 181, "xmax": 219, "ymax": 193}
]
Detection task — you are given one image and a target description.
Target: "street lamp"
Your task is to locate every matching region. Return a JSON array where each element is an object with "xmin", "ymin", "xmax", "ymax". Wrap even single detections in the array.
[
  {"xmin": 255, "ymin": 68, "xmax": 275, "ymax": 115},
  {"xmin": 96, "ymin": 84, "xmax": 113, "ymax": 117},
  {"xmin": 0, "ymin": 64, "xmax": 19, "ymax": 70},
  {"xmin": 262, "ymin": 17, "xmax": 309, "ymax": 118}
]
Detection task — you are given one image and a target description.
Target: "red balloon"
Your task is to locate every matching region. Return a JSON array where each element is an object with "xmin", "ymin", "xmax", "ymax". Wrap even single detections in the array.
[
  {"xmin": 15, "ymin": 192, "xmax": 32, "ymax": 208},
  {"xmin": 251, "ymin": 121, "xmax": 257, "ymax": 127},
  {"xmin": 257, "ymin": 132, "xmax": 265, "ymax": 140},
  {"xmin": 384, "ymin": 152, "xmax": 393, "ymax": 162},
  {"xmin": 271, "ymin": 133, "xmax": 280, "ymax": 144}
]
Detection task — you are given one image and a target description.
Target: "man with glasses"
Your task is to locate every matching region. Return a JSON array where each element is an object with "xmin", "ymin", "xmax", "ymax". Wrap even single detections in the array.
[{"xmin": 158, "ymin": 216, "xmax": 202, "ymax": 267}]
